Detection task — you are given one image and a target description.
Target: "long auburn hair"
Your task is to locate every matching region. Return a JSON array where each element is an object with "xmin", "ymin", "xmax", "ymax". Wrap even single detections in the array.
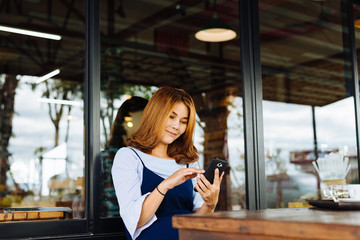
[{"xmin": 127, "ymin": 86, "xmax": 198, "ymax": 164}]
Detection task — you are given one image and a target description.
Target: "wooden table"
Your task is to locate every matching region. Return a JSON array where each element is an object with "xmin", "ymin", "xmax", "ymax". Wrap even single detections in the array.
[{"xmin": 172, "ymin": 208, "xmax": 360, "ymax": 240}]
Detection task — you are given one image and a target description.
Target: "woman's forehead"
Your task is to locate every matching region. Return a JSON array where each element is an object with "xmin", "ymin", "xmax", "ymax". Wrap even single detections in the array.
[{"xmin": 171, "ymin": 102, "xmax": 189, "ymax": 117}]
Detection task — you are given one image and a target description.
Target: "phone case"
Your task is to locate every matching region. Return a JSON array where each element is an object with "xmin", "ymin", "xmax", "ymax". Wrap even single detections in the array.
[
  {"xmin": 194, "ymin": 157, "xmax": 227, "ymax": 192},
  {"xmin": 203, "ymin": 157, "xmax": 227, "ymax": 184}
]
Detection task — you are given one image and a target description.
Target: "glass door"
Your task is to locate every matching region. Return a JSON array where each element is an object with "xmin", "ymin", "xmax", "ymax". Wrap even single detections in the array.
[{"xmin": 259, "ymin": 0, "xmax": 359, "ymax": 208}]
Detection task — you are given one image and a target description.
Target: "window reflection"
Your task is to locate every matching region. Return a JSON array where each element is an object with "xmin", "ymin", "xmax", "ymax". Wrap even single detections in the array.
[
  {"xmin": 100, "ymin": 93, "xmax": 149, "ymax": 217},
  {"xmin": 100, "ymin": 0, "xmax": 245, "ymax": 218},
  {"xmin": 0, "ymin": 0, "xmax": 85, "ymax": 220},
  {"xmin": 260, "ymin": 0, "xmax": 359, "ymax": 208}
]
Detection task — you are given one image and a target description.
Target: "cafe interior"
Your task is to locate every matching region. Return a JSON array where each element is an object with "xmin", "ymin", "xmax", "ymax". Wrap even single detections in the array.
[{"xmin": 1, "ymin": 0, "xmax": 360, "ymax": 239}]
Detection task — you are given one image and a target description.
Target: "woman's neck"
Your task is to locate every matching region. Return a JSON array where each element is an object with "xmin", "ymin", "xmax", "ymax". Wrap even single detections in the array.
[{"xmin": 151, "ymin": 144, "xmax": 170, "ymax": 159}]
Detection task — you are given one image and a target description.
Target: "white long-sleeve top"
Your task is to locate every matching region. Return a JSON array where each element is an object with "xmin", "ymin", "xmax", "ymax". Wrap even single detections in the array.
[{"xmin": 111, "ymin": 147, "xmax": 204, "ymax": 240}]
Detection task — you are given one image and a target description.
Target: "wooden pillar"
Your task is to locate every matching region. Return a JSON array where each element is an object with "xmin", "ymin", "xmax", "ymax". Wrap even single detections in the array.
[{"xmin": 193, "ymin": 87, "xmax": 232, "ymax": 210}]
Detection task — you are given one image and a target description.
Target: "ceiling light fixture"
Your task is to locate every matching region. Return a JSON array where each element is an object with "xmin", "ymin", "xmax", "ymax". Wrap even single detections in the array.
[
  {"xmin": 36, "ymin": 69, "xmax": 60, "ymax": 84},
  {"xmin": 38, "ymin": 98, "xmax": 83, "ymax": 107},
  {"xmin": 195, "ymin": 1, "xmax": 236, "ymax": 42},
  {"xmin": 0, "ymin": 25, "xmax": 61, "ymax": 40},
  {"xmin": 124, "ymin": 115, "xmax": 133, "ymax": 122}
]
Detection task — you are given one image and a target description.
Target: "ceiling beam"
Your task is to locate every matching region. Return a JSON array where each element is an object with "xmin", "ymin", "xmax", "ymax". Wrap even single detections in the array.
[{"xmin": 113, "ymin": 0, "xmax": 203, "ymax": 40}]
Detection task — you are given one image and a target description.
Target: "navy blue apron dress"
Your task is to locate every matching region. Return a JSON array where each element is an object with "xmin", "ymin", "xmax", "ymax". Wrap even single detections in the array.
[{"xmin": 125, "ymin": 149, "xmax": 194, "ymax": 240}]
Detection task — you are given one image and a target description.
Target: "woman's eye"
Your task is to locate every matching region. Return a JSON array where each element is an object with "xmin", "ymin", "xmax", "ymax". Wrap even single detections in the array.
[
  {"xmin": 169, "ymin": 115, "xmax": 175, "ymax": 119},
  {"xmin": 181, "ymin": 121, "xmax": 188, "ymax": 124}
]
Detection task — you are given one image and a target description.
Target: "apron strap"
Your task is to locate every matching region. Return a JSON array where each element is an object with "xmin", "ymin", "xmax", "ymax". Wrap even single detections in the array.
[{"xmin": 129, "ymin": 147, "xmax": 145, "ymax": 167}]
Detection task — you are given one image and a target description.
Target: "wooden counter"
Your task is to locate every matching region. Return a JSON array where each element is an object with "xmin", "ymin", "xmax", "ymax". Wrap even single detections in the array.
[{"xmin": 172, "ymin": 208, "xmax": 360, "ymax": 240}]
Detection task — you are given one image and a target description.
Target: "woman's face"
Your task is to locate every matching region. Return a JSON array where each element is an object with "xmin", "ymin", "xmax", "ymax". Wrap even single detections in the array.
[{"xmin": 160, "ymin": 102, "xmax": 189, "ymax": 146}]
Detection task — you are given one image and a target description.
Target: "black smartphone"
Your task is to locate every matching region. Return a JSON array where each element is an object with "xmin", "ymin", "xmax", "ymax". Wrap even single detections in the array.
[{"xmin": 194, "ymin": 157, "xmax": 228, "ymax": 192}]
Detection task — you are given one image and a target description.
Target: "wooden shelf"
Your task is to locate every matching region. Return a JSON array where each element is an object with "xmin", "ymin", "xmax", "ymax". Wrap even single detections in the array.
[{"xmin": 0, "ymin": 207, "xmax": 71, "ymax": 222}]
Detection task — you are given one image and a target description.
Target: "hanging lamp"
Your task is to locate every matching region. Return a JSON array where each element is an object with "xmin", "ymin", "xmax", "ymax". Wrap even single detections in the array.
[{"xmin": 195, "ymin": 1, "xmax": 236, "ymax": 42}]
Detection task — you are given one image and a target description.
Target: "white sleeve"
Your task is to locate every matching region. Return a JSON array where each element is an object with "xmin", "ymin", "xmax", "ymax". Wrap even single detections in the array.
[
  {"xmin": 111, "ymin": 147, "xmax": 157, "ymax": 239},
  {"xmin": 189, "ymin": 162, "xmax": 204, "ymax": 211}
]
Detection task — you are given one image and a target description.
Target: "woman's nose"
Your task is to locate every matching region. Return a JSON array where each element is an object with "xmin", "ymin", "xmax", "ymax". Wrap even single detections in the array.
[{"xmin": 172, "ymin": 121, "xmax": 180, "ymax": 129}]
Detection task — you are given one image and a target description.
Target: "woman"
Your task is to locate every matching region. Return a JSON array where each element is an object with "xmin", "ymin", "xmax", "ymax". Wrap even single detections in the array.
[
  {"xmin": 101, "ymin": 96, "xmax": 148, "ymax": 217},
  {"xmin": 112, "ymin": 86, "xmax": 224, "ymax": 240}
]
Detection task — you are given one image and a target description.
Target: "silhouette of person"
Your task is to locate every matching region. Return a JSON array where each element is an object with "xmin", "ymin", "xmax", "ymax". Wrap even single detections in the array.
[{"xmin": 100, "ymin": 96, "xmax": 148, "ymax": 217}]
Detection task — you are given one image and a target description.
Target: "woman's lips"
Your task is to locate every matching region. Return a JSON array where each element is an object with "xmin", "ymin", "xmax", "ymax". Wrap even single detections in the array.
[{"xmin": 166, "ymin": 130, "xmax": 177, "ymax": 136}]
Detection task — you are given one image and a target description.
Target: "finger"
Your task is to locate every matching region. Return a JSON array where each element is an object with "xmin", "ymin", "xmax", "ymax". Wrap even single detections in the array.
[
  {"xmin": 176, "ymin": 168, "xmax": 197, "ymax": 178},
  {"xmin": 195, "ymin": 183, "xmax": 208, "ymax": 200},
  {"xmin": 196, "ymin": 177, "xmax": 207, "ymax": 192},
  {"xmin": 213, "ymin": 168, "xmax": 220, "ymax": 185},
  {"xmin": 182, "ymin": 169, "xmax": 201, "ymax": 178},
  {"xmin": 215, "ymin": 171, "xmax": 225, "ymax": 186},
  {"xmin": 190, "ymin": 172, "xmax": 198, "ymax": 178},
  {"xmin": 219, "ymin": 171, "xmax": 225, "ymax": 183},
  {"xmin": 194, "ymin": 182, "xmax": 203, "ymax": 193},
  {"xmin": 185, "ymin": 173, "xmax": 198, "ymax": 180},
  {"xmin": 199, "ymin": 174, "xmax": 210, "ymax": 190},
  {"xmin": 187, "ymin": 167, "xmax": 205, "ymax": 174},
  {"xmin": 182, "ymin": 168, "xmax": 204, "ymax": 176}
]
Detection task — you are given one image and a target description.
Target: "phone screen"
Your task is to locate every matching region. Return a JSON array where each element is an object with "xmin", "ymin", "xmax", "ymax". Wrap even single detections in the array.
[{"xmin": 194, "ymin": 157, "xmax": 227, "ymax": 192}]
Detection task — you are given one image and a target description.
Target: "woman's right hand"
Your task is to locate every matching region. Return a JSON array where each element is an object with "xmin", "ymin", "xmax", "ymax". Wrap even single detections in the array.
[{"xmin": 158, "ymin": 167, "xmax": 204, "ymax": 193}]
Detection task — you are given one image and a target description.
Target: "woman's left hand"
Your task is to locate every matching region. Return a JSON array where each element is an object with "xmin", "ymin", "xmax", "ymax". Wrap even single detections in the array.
[{"xmin": 195, "ymin": 168, "xmax": 224, "ymax": 210}]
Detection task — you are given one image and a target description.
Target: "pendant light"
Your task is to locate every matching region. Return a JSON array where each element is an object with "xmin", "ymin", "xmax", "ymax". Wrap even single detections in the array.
[{"xmin": 195, "ymin": 1, "xmax": 236, "ymax": 42}]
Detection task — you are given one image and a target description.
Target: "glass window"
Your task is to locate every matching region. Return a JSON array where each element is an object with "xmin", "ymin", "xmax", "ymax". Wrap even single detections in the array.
[
  {"xmin": 99, "ymin": 0, "xmax": 245, "ymax": 223},
  {"xmin": 259, "ymin": 0, "xmax": 358, "ymax": 208},
  {"xmin": 0, "ymin": 0, "xmax": 85, "ymax": 219}
]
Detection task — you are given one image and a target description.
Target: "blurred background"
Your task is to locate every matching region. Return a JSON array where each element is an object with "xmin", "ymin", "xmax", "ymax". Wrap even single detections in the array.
[{"xmin": 0, "ymin": 0, "xmax": 360, "ymax": 220}]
